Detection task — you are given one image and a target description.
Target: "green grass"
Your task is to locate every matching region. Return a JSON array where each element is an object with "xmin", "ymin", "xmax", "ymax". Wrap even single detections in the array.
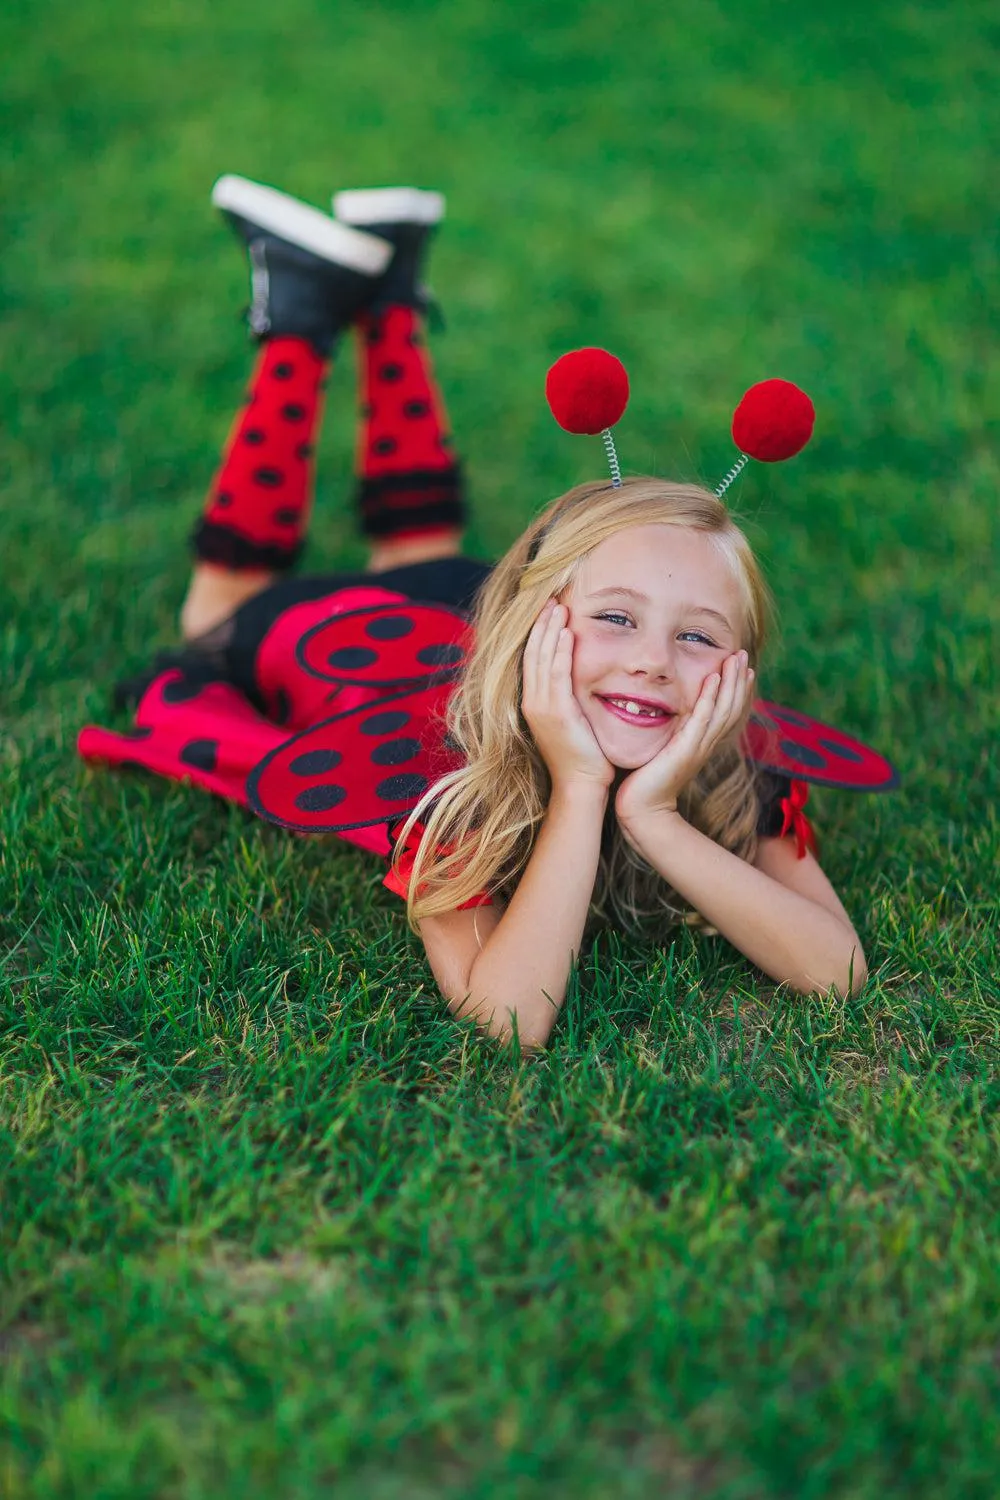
[{"xmin": 2, "ymin": 0, "xmax": 999, "ymax": 1493}]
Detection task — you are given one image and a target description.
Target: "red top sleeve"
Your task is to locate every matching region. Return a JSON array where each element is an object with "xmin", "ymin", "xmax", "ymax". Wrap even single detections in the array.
[{"xmin": 381, "ymin": 821, "xmax": 494, "ymax": 908}]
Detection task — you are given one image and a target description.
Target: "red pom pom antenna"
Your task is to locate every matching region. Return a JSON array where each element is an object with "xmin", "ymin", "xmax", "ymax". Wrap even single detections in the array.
[
  {"xmin": 731, "ymin": 379, "xmax": 815, "ymax": 463},
  {"xmin": 545, "ymin": 348, "xmax": 630, "ymax": 435}
]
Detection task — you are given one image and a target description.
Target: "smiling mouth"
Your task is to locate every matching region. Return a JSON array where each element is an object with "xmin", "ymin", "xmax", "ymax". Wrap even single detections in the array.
[{"xmin": 597, "ymin": 695, "xmax": 676, "ymax": 726}]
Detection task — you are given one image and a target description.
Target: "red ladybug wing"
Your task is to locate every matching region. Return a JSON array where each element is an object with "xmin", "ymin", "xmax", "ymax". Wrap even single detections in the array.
[
  {"xmin": 79, "ymin": 670, "xmax": 291, "ymax": 807},
  {"xmin": 296, "ymin": 601, "xmax": 472, "ymax": 687},
  {"xmin": 742, "ymin": 699, "xmax": 899, "ymax": 791},
  {"xmin": 253, "ymin": 585, "xmax": 411, "ymax": 731},
  {"xmin": 247, "ymin": 679, "xmax": 464, "ymax": 834}
]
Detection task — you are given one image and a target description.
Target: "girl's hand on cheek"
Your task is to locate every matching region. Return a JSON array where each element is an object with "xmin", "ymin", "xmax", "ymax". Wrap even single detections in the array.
[
  {"xmin": 615, "ymin": 649, "xmax": 754, "ymax": 830},
  {"xmin": 522, "ymin": 601, "xmax": 615, "ymax": 795}
]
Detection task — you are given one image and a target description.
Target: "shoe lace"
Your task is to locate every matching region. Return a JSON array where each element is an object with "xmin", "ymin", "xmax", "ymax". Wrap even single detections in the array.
[{"xmin": 248, "ymin": 239, "xmax": 271, "ymax": 337}]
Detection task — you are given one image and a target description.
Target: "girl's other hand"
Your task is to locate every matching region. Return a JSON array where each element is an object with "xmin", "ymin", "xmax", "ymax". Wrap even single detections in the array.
[
  {"xmin": 615, "ymin": 649, "xmax": 754, "ymax": 830},
  {"xmin": 522, "ymin": 601, "xmax": 615, "ymax": 794}
]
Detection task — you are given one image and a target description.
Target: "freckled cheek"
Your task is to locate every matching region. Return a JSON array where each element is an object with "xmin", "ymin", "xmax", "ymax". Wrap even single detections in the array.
[
  {"xmin": 687, "ymin": 660, "xmax": 726, "ymax": 705},
  {"xmin": 568, "ymin": 633, "xmax": 615, "ymax": 696}
]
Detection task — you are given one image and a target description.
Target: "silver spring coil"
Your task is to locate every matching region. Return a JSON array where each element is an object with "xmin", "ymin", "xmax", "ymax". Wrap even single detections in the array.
[
  {"xmin": 602, "ymin": 427, "xmax": 622, "ymax": 488},
  {"xmin": 714, "ymin": 452, "xmax": 749, "ymax": 498}
]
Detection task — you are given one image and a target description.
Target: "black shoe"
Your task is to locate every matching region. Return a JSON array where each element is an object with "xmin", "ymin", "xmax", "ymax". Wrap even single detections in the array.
[
  {"xmin": 332, "ymin": 187, "xmax": 445, "ymax": 314},
  {"xmin": 212, "ymin": 175, "xmax": 393, "ymax": 354}
]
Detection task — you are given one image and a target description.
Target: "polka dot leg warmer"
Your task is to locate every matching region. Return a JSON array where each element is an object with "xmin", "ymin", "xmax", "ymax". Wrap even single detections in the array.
[
  {"xmin": 354, "ymin": 306, "xmax": 466, "ymax": 542},
  {"xmin": 192, "ymin": 337, "xmax": 328, "ymax": 571}
]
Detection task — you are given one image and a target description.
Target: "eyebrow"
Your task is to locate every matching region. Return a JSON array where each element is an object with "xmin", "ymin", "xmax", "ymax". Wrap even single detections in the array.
[{"xmin": 588, "ymin": 585, "xmax": 734, "ymax": 631}]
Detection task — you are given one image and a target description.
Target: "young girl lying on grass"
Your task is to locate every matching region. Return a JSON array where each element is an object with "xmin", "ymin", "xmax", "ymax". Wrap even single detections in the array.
[{"xmin": 80, "ymin": 175, "xmax": 895, "ymax": 1048}]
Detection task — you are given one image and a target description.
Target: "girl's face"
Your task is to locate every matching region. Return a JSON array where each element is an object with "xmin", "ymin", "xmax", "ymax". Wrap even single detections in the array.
[{"xmin": 562, "ymin": 523, "xmax": 746, "ymax": 771}]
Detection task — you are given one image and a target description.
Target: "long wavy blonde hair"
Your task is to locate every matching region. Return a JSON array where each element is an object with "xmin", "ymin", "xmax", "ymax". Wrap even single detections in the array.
[{"xmin": 396, "ymin": 477, "xmax": 775, "ymax": 934}]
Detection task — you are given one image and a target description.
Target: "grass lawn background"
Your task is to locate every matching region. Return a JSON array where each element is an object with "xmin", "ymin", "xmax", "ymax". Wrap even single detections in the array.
[{"xmin": 1, "ymin": 0, "xmax": 999, "ymax": 1494}]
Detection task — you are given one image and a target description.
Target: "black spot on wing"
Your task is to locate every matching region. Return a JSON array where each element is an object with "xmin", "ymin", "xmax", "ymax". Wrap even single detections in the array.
[
  {"xmin": 778, "ymin": 739, "xmax": 825, "ymax": 769},
  {"xmin": 370, "ymin": 737, "xmax": 421, "ymax": 767},
  {"xmin": 360, "ymin": 710, "xmax": 410, "ymax": 737},
  {"xmin": 289, "ymin": 749, "xmax": 343, "ymax": 776},
  {"xmin": 178, "ymin": 739, "xmax": 219, "ymax": 772},
  {"xmin": 376, "ymin": 772, "xmax": 428, "ymax": 801},
  {"xmin": 294, "ymin": 785, "xmax": 347, "ymax": 813}
]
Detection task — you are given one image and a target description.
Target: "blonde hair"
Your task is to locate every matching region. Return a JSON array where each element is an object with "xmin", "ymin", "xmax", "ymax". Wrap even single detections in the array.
[{"xmin": 397, "ymin": 476, "xmax": 775, "ymax": 934}]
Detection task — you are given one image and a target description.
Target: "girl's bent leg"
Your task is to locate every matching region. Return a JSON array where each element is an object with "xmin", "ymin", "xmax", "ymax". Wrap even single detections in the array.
[
  {"xmin": 355, "ymin": 306, "xmax": 466, "ymax": 572},
  {"xmin": 180, "ymin": 564, "xmax": 278, "ymax": 643},
  {"xmin": 179, "ymin": 175, "xmax": 391, "ymax": 640},
  {"xmin": 333, "ymin": 190, "xmax": 467, "ymax": 573},
  {"xmin": 180, "ymin": 335, "xmax": 330, "ymax": 640},
  {"xmin": 367, "ymin": 529, "xmax": 463, "ymax": 571}
]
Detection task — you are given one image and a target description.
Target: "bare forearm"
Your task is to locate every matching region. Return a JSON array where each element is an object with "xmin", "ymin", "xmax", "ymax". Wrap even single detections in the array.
[
  {"xmin": 623, "ymin": 811, "xmax": 866, "ymax": 997},
  {"xmin": 463, "ymin": 784, "xmax": 607, "ymax": 1047}
]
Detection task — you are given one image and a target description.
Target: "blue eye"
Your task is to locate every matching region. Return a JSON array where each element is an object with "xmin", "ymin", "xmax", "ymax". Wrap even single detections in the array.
[
  {"xmin": 679, "ymin": 632, "xmax": 716, "ymax": 646},
  {"xmin": 596, "ymin": 611, "xmax": 633, "ymax": 627}
]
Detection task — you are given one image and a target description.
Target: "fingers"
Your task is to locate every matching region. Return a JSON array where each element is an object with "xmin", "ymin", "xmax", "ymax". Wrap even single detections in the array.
[
  {"xmin": 551, "ymin": 616, "xmax": 578, "ymax": 712},
  {"xmin": 714, "ymin": 650, "xmax": 742, "ymax": 723},
  {"xmin": 702, "ymin": 650, "xmax": 754, "ymax": 742},
  {"xmin": 675, "ymin": 650, "xmax": 752, "ymax": 757},
  {"xmin": 523, "ymin": 600, "xmax": 578, "ymax": 718},
  {"xmin": 522, "ymin": 599, "xmax": 561, "ymax": 705}
]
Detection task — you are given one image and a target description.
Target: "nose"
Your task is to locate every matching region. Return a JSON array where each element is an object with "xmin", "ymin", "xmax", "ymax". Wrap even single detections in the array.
[{"xmin": 628, "ymin": 631, "xmax": 675, "ymax": 681}]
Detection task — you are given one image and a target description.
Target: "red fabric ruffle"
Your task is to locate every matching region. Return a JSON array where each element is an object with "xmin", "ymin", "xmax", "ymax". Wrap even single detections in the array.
[
  {"xmin": 778, "ymin": 778, "xmax": 818, "ymax": 860},
  {"xmin": 382, "ymin": 820, "xmax": 493, "ymax": 908}
]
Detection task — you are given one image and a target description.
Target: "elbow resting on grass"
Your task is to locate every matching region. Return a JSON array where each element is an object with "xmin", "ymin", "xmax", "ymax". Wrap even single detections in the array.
[{"xmin": 425, "ymin": 924, "xmax": 868, "ymax": 1052}]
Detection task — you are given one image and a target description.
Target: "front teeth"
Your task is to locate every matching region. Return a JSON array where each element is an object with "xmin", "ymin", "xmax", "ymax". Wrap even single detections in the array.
[{"xmin": 609, "ymin": 698, "xmax": 657, "ymax": 717}]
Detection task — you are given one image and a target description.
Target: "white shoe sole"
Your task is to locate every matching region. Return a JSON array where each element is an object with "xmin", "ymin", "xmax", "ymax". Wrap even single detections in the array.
[
  {"xmin": 212, "ymin": 175, "xmax": 392, "ymax": 276},
  {"xmin": 333, "ymin": 187, "xmax": 445, "ymax": 227}
]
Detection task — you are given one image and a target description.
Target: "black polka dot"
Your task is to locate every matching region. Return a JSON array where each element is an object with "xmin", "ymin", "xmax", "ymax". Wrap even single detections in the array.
[
  {"xmin": 327, "ymin": 646, "xmax": 378, "ymax": 670},
  {"xmin": 366, "ymin": 325, "xmax": 383, "ymax": 346},
  {"xmin": 417, "ymin": 643, "xmax": 464, "ymax": 668},
  {"xmin": 379, "ymin": 363, "xmax": 404, "ymax": 382},
  {"xmin": 778, "ymin": 738, "xmax": 825, "ymax": 769},
  {"xmin": 272, "ymin": 688, "xmax": 292, "ymax": 725},
  {"xmin": 296, "ymin": 442, "xmax": 314, "ymax": 460},
  {"xmin": 376, "ymin": 772, "xmax": 428, "ymax": 801},
  {"xmin": 370, "ymin": 737, "xmax": 421, "ymax": 767},
  {"xmin": 294, "ymin": 785, "xmax": 347, "ymax": 813},
  {"xmin": 162, "ymin": 677, "xmax": 205, "ymax": 704},
  {"xmin": 373, "ymin": 436, "xmax": 398, "ymax": 456},
  {"xmin": 244, "ymin": 428, "xmax": 266, "ymax": 445},
  {"xmin": 361, "ymin": 710, "xmax": 410, "ymax": 737},
  {"xmin": 441, "ymin": 731, "xmax": 462, "ymax": 754},
  {"xmin": 365, "ymin": 614, "xmax": 414, "ymax": 641},
  {"xmin": 273, "ymin": 507, "xmax": 300, "ymax": 527},
  {"xmin": 215, "ymin": 491, "xmax": 234, "ymax": 509},
  {"xmin": 123, "ymin": 726, "xmax": 153, "ymax": 741},
  {"xmin": 774, "ymin": 708, "xmax": 812, "ymax": 728},
  {"xmin": 281, "ymin": 403, "xmax": 306, "ymax": 422},
  {"xmin": 272, "ymin": 361, "xmax": 295, "ymax": 380},
  {"xmin": 818, "ymin": 737, "xmax": 864, "ymax": 763},
  {"xmin": 289, "ymin": 748, "xmax": 343, "ymax": 776},
  {"xmin": 403, "ymin": 399, "xmax": 429, "ymax": 418},
  {"xmin": 178, "ymin": 739, "xmax": 219, "ymax": 772},
  {"xmin": 253, "ymin": 467, "xmax": 284, "ymax": 488}
]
